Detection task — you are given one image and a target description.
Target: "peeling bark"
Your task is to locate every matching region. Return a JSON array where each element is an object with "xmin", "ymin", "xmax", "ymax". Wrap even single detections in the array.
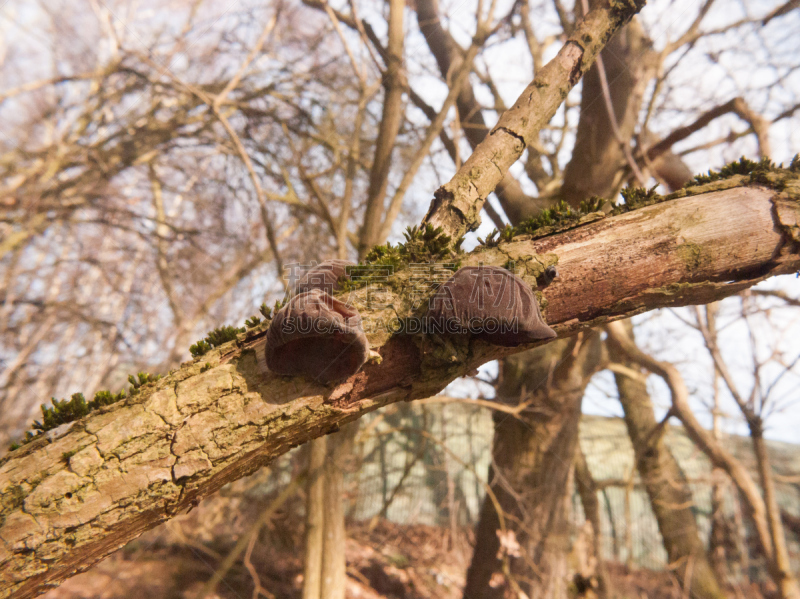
[{"xmin": 1, "ymin": 177, "xmax": 799, "ymax": 598}]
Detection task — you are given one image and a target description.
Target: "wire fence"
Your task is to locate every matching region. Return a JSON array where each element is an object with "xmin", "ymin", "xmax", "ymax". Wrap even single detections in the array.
[{"xmin": 336, "ymin": 402, "xmax": 800, "ymax": 576}]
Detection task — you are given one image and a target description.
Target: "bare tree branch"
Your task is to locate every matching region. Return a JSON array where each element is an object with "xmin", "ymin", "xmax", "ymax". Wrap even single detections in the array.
[
  {"xmin": 646, "ymin": 97, "xmax": 771, "ymax": 164},
  {"xmin": 422, "ymin": 0, "xmax": 647, "ymax": 238},
  {"xmin": 1, "ymin": 174, "xmax": 799, "ymax": 598}
]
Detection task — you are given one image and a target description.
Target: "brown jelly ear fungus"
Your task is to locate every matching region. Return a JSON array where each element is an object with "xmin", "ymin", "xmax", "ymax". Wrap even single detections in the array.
[
  {"xmin": 425, "ymin": 265, "xmax": 557, "ymax": 347},
  {"xmin": 266, "ymin": 288, "xmax": 369, "ymax": 384},
  {"xmin": 295, "ymin": 259, "xmax": 356, "ymax": 295}
]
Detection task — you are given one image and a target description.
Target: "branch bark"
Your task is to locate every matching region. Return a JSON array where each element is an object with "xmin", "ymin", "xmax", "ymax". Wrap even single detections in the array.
[
  {"xmin": 415, "ymin": 0, "xmax": 549, "ymax": 223},
  {"xmin": 1, "ymin": 173, "xmax": 799, "ymax": 597},
  {"xmin": 422, "ymin": 0, "xmax": 647, "ymax": 238}
]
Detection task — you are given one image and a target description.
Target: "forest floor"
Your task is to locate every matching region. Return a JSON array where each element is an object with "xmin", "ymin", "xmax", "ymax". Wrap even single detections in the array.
[
  {"xmin": 38, "ymin": 473, "xmax": 772, "ymax": 599},
  {"xmin": 40, "ymin": 522, "xmax": 771, "ymax": 599}
]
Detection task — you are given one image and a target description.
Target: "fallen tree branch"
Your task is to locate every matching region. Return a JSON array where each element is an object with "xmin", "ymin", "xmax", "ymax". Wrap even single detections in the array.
[{"xmin": 1, "ymin": 170, "xmax": 799, "ymax": 597}]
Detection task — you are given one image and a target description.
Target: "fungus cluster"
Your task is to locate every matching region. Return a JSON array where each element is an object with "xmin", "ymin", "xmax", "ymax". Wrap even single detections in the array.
[
  {"xmin": 425, "ymin": 265, "xmax": 556, "ymax": 346},
  {"xmin": 266, "ymin": 260, "xmax": 369, "ymax": 384},
  {"xmin": 266, "ymin": 287, "xmax": 369, "ymax": 384},
  {"xmin": 265, "ymin": 261, "xmax": 557, "ymax": 385}
]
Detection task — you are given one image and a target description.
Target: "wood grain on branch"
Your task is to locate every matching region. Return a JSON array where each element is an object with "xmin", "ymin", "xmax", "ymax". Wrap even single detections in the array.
[{"xmin": 1, "ymin": 172, "xmax": 799, "ymax": 598}]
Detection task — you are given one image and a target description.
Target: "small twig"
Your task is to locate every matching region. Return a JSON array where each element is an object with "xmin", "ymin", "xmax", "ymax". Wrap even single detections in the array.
[
  {"xmin": 646, "ymin": 97, "xmax": 771, "ymax": 163},
  {"xmin": 196, "ymin": 475, "xmax": 305, "ymax": 599},
  {"xmin": 378, "ymin": 43, "xmax": 480, "ymax": 242},
  {"xmin": 244, "ymin": 528, "xmax": 275, "ymax": 599},
  {"xmin": 418, "ymin": 394, "xmax": 535, "ymax": 417},
  {"xmin": 666, "ymin": 0, "xmax": 717, "ymax": 52},
  {"xmin": 323, "ymin": 1, "xmax": 365, "ymax": 85},
  {"xmin": 214, "ymin": 9, "xmax": 279, "ymax": 109},
  {"xmin": 135, "ymin": 53, "xmax": 286, "ymax": 281}
]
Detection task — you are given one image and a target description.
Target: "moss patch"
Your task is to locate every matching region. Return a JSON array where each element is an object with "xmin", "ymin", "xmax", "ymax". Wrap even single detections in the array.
[
  {"xmin": 8, "ymin": 374, "xmax": 160, "ymax": 450},
  {"xmin": 676, "ymin": 242, "xmax": 708, "ymax": 271},
  {"xmin": 345, "ymin": 225, "xmax": 463, "ymax": 290},
  {"xmin": 687, "ymin": 156, "xmax": 776, "ymax": 186},
  {"xmin": 189, "ymin": 325, "xmax": 246, "ymax": 357}
]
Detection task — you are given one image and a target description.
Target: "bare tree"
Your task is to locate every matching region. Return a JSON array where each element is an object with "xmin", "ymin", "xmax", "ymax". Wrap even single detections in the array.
[
  {"xmin": 1, "ymin": 0, "xmax": 799, "ymax": 597},
  {"xmin": 606, "ymin": 319, "xmax": 800, "ymax": 598}
]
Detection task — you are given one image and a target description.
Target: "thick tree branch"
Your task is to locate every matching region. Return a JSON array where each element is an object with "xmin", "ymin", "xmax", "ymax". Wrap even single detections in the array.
[
  {"xmin": 422, "ymin": 0, "xmax": 647, "ymax": 238},
  {"xmin": 1, "ymin": 172, "xmax": 799, "ymax": 598}
]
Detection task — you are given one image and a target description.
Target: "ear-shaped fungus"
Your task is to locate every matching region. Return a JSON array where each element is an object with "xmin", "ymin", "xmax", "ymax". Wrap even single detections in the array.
[
  {"xmin": 425, "ymin": 265, "xmax": 557, "ymax": 347},
  {"xmin": 295, "ymin": 259, "xmax": 356, "ymax": 295},
  {"xmin": 266, "ymin": 288, "xmax": 369, "ymax": 384}
]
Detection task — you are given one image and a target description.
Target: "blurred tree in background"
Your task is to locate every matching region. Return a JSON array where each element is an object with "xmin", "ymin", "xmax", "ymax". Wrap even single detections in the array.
[{"xmin": 1, "ymin": 0, "xmax": 799, "ymax": 597}]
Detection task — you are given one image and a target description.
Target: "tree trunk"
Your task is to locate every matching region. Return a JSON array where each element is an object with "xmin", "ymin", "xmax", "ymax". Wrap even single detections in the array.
[
  {"xmin": 709, "ymin": 460, "xmax": 733, "ymax": 585},
  {"xmin": 303, "ymin": 438, "xmax": 327, "ymax": 599},
  {"xmin": 319, "ymin": 422, "xmax": 357, "ymax": 599},
  {"xmin": 750, "ymin": 423, "xmax": 800, "ymax": 599},
  {"xmin": 358, "ymin": 0, "xmax": 406, "ymax": 255},
  {"xmin": 574, "ymin": 445, "xmax": 610, "ymax": 598},
  {"xmin": 708, "ymin": 345, "xmax": 733, "ymax": 586},
  {"xmin": 461, "ymin": 12, "xmax": 698, "ymax": 596},
  {"xmin": 561, "ymin": 17, "xmax": 655, "ymax": 205},
  {"xmin": 302, "ymin": 422, "xmax": 358, "ymax": 599},
  {"xmin": 607, "ymin": 320, "xmax": 726, "ymax": 599},
  {"xmin": 462, "ymin": 15, "xmax": 653, "ymax": 594},
  {"xmin": 463, "ymin": 334, "xmax": 604, "ymax": 598}
]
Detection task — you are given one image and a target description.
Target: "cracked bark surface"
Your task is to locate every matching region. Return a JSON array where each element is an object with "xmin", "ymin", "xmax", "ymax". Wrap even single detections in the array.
[{"xmin": 1, "ymin": 174, "xmax": 799, "ymax": 598}]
